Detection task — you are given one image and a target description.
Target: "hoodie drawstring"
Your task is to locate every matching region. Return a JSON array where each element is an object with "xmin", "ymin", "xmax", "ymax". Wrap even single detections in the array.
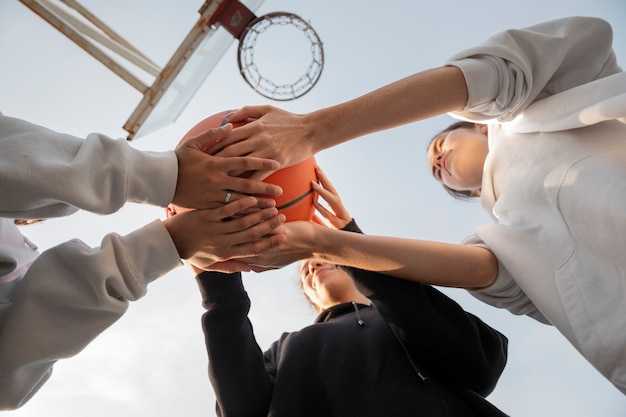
[{"xmin": 351, "ymin": 301, "xmax": 365, "ymax": 326}]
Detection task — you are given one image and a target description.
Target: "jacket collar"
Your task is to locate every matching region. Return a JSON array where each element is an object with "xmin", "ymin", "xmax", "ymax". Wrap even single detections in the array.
[{"xmin": 315, "ymin": 302, "xmax": 371, "ymax": 323}]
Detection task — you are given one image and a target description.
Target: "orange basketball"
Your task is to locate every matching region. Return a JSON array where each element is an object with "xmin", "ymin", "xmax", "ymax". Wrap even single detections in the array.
[{"xmin": 181, "ymin": 110, "xmax": 318, "ymax": 222}]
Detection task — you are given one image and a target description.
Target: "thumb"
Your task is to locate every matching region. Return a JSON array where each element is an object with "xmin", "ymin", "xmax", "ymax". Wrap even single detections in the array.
[{"xmin": 182, "ymin": 123, "xmax": 233, "ymax": 154}]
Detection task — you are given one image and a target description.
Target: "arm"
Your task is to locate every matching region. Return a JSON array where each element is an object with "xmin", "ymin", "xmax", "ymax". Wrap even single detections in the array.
[
  {"xmin": 340, "ymin": 221, "xmax": 507, "ymax": 394},
  {"xmin": 214, "ymin": 17, "xmax": 618, "ymax": 172},
  {"xmin": 0, "ymin": 113, "xmax": 282, "ymax": 218},
  {"xmin": 212, "ymin": 66, "xmax": 468, "ymax": 170},
  {"xmin": 447, "ymin": 16, "xmax": 620, "ymax": 122},
  {"xmin": 0, "ymin": 197, "xmax": 285, "ymax": 410},
  {"xmin": 249, "ymin": 221, "xmax": 498, "ymax": 289},
  {"xmin": 197, "ymin": 271, "xmax": 273, "ymax": 416},
  {"xmin": 247, "ymin": 169, "xmax": 496, "ymax": 288},
  {"xmin": 313, "ymin": 182, "xmax": 506, "ymax": 394},
  {"xmin": 0, "ymin": 220, "xmax": 181, "ymax": 410}
]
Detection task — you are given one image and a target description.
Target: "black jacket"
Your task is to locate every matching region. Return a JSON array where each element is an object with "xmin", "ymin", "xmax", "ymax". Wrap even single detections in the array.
[{"xmin": 197, "ymin": 221, "xmax": 509, "ymax": 416}]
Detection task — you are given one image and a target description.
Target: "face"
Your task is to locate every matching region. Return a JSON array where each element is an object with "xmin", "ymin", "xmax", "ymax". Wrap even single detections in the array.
[
  {"xmin": 426, "ymin": 124, "xmax": 489, "ymax": 193},
  {"xmin": 299, "ymin": 260, "xmax": 355, "ymax": 310}
]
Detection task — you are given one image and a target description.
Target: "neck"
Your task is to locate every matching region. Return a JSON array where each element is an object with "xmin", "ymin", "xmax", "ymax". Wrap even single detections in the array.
[{"xmin": 326, "ymin": 291, "xmax": 370, "ymax": 310}]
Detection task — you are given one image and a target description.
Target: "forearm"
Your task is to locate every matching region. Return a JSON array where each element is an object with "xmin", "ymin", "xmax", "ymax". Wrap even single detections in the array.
[
  {"xmin": 312, "ymin": 227, "xmax": 497, "ymax": 289},
  {"xmin": 197, "ymin": 272, "xmax": 272, "ymax": 416},
  {"xmin": 0, "ymin": 113, "xmax": 177, "ymax": 218},
  {"xmin": 305, "ymin": 66, "xmax": 468, "ymax": 153},
  {"xmin": 0, "ymin": 220, "xmax": 181, "ymax": 409}
]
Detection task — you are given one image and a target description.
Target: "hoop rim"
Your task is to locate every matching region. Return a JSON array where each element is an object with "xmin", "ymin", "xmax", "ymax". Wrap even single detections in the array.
[{"xmin": 237, "ymin": 12, "xmax": 324, "ymax": 101}]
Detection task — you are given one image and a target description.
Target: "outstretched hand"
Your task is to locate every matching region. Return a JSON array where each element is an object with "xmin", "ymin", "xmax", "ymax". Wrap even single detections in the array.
[
  {"xmin": 164, "ymin": 196, "xmax": 286, "ymax": 273},
  {"xmin": 244, "ymin": 166, "xmax": 353, "ymax": 272},
  {"xmin": 244, "ymin": 220, "xmax": 323, "ymax": 271},
  {"xmin": 173, "ymin": 123, "xmax": 283, "ymax": 208},
  {"xmin": 205, "ymin": 106, "xmax": 318, "ymax": 180},
  {"xmin": 311, "ymin": 166, "xmax": 352, "ymax": 229}
]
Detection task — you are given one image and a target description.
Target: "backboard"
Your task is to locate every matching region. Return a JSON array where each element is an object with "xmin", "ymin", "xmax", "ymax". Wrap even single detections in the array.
[
  {"xmin": 19, "ymin": 0, "xmax": 265, "ymax": 140},
  {"xmin": 124, "ymin": 0, "xmax": 266, "ymax": 139}
]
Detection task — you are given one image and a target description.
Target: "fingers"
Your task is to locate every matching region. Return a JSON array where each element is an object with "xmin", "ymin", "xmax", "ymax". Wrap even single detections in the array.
[
  {"xmin": 225, "ymin": 105, "xmax": 273, "ymax": 123},
  {"xmin": 202, "ymin": 260, "xmax": 252, "ymax": 274},
  {"xmin": 312, "ymin": 181, "xmax": 337, "ymax": 203},
  {"xmin": 313, "ymin": 199, "xmax": 334, "ymax": 220},
  {"xmin": 315, "ymin": 166, "xmax": 338, "ymax": 194},
  {"xmin": 230, "ymin": 233, "xmax": 287, "ymax": 259},
  {"xmin": 206, "ymin": 108, "xmax": 271, "ymax": 155},
  {"xmin": 205, "ymin": 132, "xmax": 248, "ymax": 156},
  {"xmin": 221, "ymin": 209, "xmax": 286, "ymax": 239},
  {"xmin": 210, "ymin": 123, "xmax": 259, "ymax": 157},
  {"xmin": 226, "ymin": 177, "xmax": 282, "ymax": 198},
  {"xmin": 225, "ymin": 155, "xmax": 279, "ymax": 173},
  {"xmin": 214, "ymin": 157, "xmax": 282, "ymax": 196},
  {"xmin": 249, "ymin": 265, "xmax": 280, "ymax": 273},
  {"xmin": 217, "ymin": 196, "xmax": 259, "ymax": 219},
  {"xmin": 180, "ymin": 123, "xmax": 232, "ymax": 152},
  {"xmin": 310, "ymin": 168, "xmax": 351, "ymax": 228}
]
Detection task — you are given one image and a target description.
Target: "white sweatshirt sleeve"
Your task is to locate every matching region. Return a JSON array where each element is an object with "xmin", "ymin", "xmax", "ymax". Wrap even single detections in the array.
[
  {"xmin": 0, "ymin": 113, "xmax": 183, "ymax": 409},
  {"xmin": 445, "ymin": 16, "xmax": 621, "ymax": 122},
  {"xmin": 0, "ymin": 219, "xmax": 182, "ymax": 409},
  {"xmin": 0, "ymin": 113, "xmax": 179, "ymax": 219},
  {"xmin": 461, "ymin": 233, "xmax": 550, "ymax": 325}
]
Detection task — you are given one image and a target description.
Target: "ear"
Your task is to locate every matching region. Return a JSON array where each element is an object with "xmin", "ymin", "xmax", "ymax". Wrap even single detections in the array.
[
  {"xmin": 478, "ymin": 124, "xmax": 488, "ymax": 135},
  {"xmin": 470, "ymin": 189, "xmax": 481, "ymax": 198},
  {"xmin": 165, "ymin": 206, "xmax": 176, "ymax": 218}
]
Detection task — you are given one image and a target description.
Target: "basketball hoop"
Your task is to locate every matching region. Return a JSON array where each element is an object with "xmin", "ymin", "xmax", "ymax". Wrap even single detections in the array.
[
  {"xmin": 237, "ymin": 12, "xmax": 324, "ymax": 101},
  {"xmin": 209, "ymin": 1, "xmax": 324, "ymax": 101}
]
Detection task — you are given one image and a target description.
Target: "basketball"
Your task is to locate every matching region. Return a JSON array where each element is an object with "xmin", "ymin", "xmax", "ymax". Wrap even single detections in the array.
[{"xmin": 181, "ymin": 110, "xmax": 318, "ymax": 222}]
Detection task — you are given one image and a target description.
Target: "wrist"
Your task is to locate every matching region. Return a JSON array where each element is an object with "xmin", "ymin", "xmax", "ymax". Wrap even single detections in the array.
[
  {"xmin": 309, "ymin": 225, "xmax": 337, "ymax": 261},
  {"xmin": 304, "ymin": 110, "xmax": 336, "ymax": 154},
  {"xmin": 162, "ymin": 215, "xmax": 193, "ymax": 259}
]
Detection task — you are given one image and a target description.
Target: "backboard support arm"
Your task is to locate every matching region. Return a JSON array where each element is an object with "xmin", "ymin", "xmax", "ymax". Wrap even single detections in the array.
[
  {"xmin": 18, "ymin": 0, "xmax": 265, "ymax": 140},
  {"xmin": 19, "ymin": 0, "xmax": 157, "ymax": 93}
]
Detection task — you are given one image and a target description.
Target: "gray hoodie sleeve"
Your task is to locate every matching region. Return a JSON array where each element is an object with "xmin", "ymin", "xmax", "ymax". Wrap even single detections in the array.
[{"xmin": 0, "ymin": 112, "xmax": 178, "ymax": 219}]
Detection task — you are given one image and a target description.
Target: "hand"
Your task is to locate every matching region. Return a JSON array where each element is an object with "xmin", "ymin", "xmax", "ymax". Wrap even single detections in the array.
[
  {"xmin": 164, "ymin": 196, "xmax": 287, "ymax": 272},
  {"xmin": 207, "ymin": 106, "xmax": 317, "ymax": 179},
  {"xmin": 244, "ymin": 220, "xmax": 323, "ymax": 269},
  {"xmin": 187, "ymin": 260, "xmax": 252, "ymax": 275},
  {"xmin": 311, "ymin": 166, "xmax": 351, "ymax": 229},
  {"xmin": 173, "ymin": 123, "xmax": 283, "ymax": 208}
]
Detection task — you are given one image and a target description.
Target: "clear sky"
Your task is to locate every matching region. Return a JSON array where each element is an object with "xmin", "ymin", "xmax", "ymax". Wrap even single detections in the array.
[{"xmin": 1, "ymin": 0, "xmax": 625, "ymax": 416}]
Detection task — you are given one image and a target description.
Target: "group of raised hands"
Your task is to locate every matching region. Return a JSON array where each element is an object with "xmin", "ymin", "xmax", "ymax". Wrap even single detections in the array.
[{"xmin": 163, "ymin": 108, "xmax": 352, "ymax": 276}]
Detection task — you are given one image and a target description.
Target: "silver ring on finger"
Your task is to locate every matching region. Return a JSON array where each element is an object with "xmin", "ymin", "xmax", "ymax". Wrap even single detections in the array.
[{"xmin": 224, "ymin": 190, "xmax": 233, "ymax": 203}]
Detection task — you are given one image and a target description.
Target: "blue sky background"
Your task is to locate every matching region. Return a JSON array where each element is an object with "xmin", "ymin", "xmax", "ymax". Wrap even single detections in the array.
[{"xmin": 1, "ymin": 1, "xmax": 625, "ymax": 415}]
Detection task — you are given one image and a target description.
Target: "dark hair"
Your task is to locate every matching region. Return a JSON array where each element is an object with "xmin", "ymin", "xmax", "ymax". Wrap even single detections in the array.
[
  {"xmin": 298, "ymin": 273, "xmax": 319, "ymax": 311},
  {"xmin": 427, "ymin": 121, "xmax": 479, "ymax": 201},
  {"xmin": 14, "ymin": 219, "xmax": 45, "ymax": 226}
]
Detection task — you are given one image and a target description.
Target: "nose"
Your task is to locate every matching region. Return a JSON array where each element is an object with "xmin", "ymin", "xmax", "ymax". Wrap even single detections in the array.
[
  {"xmin": 308, "ymin": 260, "xmax": 325, "ymax": 274},
  {"xmin": 430, "ymin": 151, "xmax": 443, "ymax": 169}
]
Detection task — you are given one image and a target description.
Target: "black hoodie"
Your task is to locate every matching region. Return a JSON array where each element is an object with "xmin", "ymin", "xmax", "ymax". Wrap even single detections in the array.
[{"xmin": 197, "ymin": 220, "xmax": 509, "ymax": 417}]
